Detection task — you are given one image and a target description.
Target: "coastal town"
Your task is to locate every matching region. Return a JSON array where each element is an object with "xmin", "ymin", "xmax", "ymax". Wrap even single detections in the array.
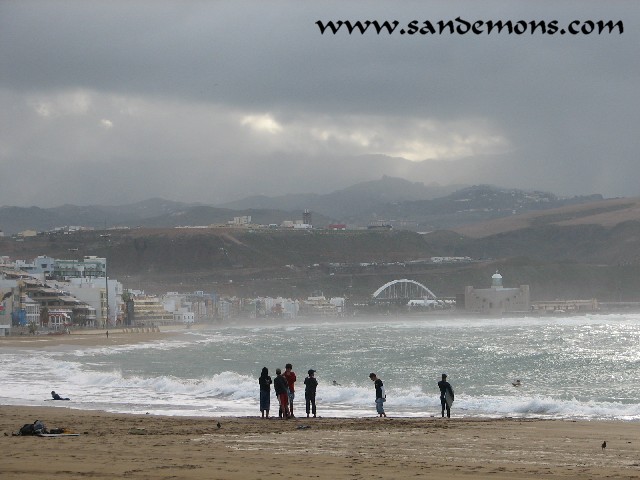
[
  {"xmin": 0, "ymin": 252, "xmax": 353, "ymax": 336},
  {"xmin": 0, "ymin": 245, "xmax": 607, "ymax": 337}
]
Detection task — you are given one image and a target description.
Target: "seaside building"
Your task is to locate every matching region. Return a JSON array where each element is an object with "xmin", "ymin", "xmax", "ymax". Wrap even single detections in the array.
[
  {"xmin": 531, "ymin": 299, "xmax": 599, "ymax": 313},
  {"xmin": 162, "ymin": 291, "xmax": 216, "ymax": 323},
  {"xmin": 255, "ymin": 296, "xmax": 299, "ymax": 318},
  {"xmin": 173, "ymin": 309, "xmax": 195, "ymax": 324},
  {"xmin": 301, "ymin": 295, "xmax": 343, "ymax": 316},
  {"xmin": 61, "ymin": 277, "xmax": 124, "ymax": 327},
  {"xmin": 464, "ymin": 272, "xmax": 530, "ymax": 315},
  {"xmin": 52, "ymin": 258, "xmax": 121, "ymax": 326},
  {"xmin": 14, "ymin": 256, "xmax": 56, "ymax": 278},
  {"xmin": 22, "ymin": 296, "xmax": 40, "ymax": 327},
  {"xmin": 129, "ymin": 295, "xmax": 174, "ymax": 326},
  {"xmin": 54, "ymin": 256, "xmax": 106, "ymax": 279},
  {"xmin": 17, "ymin": 278, "xmax": 97, "ymax": 328}
]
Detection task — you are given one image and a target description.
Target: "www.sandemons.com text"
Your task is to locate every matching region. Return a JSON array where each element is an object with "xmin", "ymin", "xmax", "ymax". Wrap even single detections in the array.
[{"xmin": 315, "ymin": 18, "xmax": 624, "ymax": 36}]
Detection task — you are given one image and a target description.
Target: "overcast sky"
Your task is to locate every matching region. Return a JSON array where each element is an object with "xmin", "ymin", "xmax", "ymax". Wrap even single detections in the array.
[{"xmin": 0, "ymin": 1, "xmax": 638, "ymax": 207}]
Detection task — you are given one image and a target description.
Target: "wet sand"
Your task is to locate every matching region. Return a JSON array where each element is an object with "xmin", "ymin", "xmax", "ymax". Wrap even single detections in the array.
[
  {"xmin": 1, "ymin": 405, "xmax": 638, "ymax": 479},
  {"xmin": 0, "ymin": 326, "xmax": 178, "ymax": 348}
]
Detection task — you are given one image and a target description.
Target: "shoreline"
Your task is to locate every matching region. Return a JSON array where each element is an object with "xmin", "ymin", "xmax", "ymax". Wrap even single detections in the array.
[
  {"xmin": 2, "ymin": 309, "xmax": 638, "ymax": 347},
  {"xmin": 0, "ymin": 325, "xmax": 187, "ymax": 348},
  {"xmin": 2, "ymin": 405, "xmax": 638, "ymax": 479}
]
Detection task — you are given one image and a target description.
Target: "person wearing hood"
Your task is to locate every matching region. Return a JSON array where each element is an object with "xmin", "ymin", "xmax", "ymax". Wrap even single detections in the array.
[{"xmin": 258, "ymin": 367, "xmax": 272, "ymax": 419}]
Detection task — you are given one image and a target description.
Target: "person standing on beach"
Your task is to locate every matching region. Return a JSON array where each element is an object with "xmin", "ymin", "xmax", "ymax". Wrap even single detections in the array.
[
  {"xmin": 304, "ymin": 369, "xmax": 318, "ymax": 418},
  {"xmin": 284, "ymin": 363, "xmax": 297, "ymax": 418},
  {"xmin": 273, "ymin": 368, "xmax": 290, "ymax": 419},
  {"xmin": 438, "ymin": 373, "xmax": 454, "ymax": 418},
  {"xmin": 258, "ymin": 367, "xmax": 272, "ymax": 419},
  {"xmin": 369, "ymin": 373, "xmax": 387, "ymax": 417}
]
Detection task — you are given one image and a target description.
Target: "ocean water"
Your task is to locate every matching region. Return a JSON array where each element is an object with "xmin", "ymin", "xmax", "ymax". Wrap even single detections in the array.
[{"xmin": 2, "ymin": 314, "xmax": 640, "ymax": 420}]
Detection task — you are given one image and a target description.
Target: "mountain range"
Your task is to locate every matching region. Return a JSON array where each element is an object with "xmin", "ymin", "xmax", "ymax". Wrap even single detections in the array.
[{"xmin": 0, "ymin": 177, "xmax": 606, "ymax": 234}]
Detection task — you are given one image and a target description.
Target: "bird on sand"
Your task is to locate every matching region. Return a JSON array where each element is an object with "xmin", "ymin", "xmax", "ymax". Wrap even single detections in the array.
[
  {"xmin": 216, "ymin": 422, "xmax": 221, "ymax": 429},
  {"xmin": 601, "ymin": 441, "xmax": 607, "ymax": 451}
]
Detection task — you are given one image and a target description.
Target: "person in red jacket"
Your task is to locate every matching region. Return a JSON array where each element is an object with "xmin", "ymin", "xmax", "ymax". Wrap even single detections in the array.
[{"xmin": 283, "ymin": 363, "xmax": 297, "ymax": 418}]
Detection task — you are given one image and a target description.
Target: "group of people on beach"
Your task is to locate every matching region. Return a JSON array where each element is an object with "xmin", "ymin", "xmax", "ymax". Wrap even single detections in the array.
[
  {"xmin": 259, "ymin": 366, "xmax": 456, "ymax": 419},
  {"xmin": 259, "ymin": 364, "xmax": 318, "ymax": 419}
]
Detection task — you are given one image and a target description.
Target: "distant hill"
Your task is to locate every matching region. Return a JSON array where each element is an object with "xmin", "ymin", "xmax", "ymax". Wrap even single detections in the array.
[
  {"xmin": 0, "ymin": 201, "xmax": 332, "ymax": 235},
  {"xmin": 218, "ymin": 176, "xmax": 464, "ymax": 218},
  {"xmin": 0, "ymin": 199, "xmax": 197, "ymax": 234},
  {"xmin": 49, "ymin": 198, "xmax": 199, "ymax": 226},
  {"xmin": 6, "ymin": 223, "xmax": 640, "ymax": 301},
  {"xmin": 0, "ymin": 178, "xmax": 606, "ymax": 234},
  {"xmin": 347, "ymin": 185, "xmax": 604, "ymax": 230},
  {"xmin": 453, "ymin": 196, "xmax": 639, "ymax": 238},
  {"xmin": 219, "ymin": 179, "xmax": 605, "ymax": 229},
  {"xmin": 131, "ymin": 206, "xmax": 333, "ymax": 229}
]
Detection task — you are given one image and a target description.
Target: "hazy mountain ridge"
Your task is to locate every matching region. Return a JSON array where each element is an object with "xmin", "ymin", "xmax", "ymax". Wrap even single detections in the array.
[
  {"xmin": 0, "ymin": 177, "xmax": 606, "ymax": 234},
  {"xmin": 0, "ymin": 199, "xmax": 201, "ymax": 234},
  {"xmin": 219, "ymin": 176, "xmax": 465, "ymax": 217},
  {"xmin": 354, "ymin": 186, "xmax": 604, "ymax": 230}
]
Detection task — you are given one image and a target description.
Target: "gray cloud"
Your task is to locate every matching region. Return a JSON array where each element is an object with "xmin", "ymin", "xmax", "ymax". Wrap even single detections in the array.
[{"xmin": 0, "ymin": 1, "xmax": 638, "ymax": 206}]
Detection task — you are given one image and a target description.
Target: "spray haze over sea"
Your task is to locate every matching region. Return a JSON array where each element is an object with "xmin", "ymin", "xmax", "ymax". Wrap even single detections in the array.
[{"xmin": 2, "ymin": 314, "xmax": 640, "ymax": 420}]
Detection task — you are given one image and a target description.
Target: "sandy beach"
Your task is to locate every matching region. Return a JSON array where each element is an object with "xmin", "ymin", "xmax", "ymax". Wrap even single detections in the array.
[
  {"xmin": 1, "ymin": 406, "xmax": 639, "ymax": 480},
  {"xmin": 0, "ymin": 326, "xmax": 177, "ymax": 348}
]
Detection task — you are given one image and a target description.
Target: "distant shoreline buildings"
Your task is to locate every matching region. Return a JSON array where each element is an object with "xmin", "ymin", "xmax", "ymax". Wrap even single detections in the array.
[
  {"xmin": 0, "ymin": 253, "xmax": 348, "ymax": 336},
  {"xmin": 0, "ymin": 254, "xmax": 606, "ymax": 337},
  {"xmin": 464, "ymin": 271, "xmax": 531, "ymax": 315}
]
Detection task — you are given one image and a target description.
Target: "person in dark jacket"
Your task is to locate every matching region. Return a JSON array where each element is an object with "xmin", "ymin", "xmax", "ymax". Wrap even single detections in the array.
[
  {"xmin": 369, "ymin": 373, "xmax": 387, "ymax": 417},
  {"xmin": 258, "ymin": 367, "xmax": 272, "ymax": 419},
  {"xmin": 304, "ymin": 369, "xmax": 318, "ymax": 418},
  {"xmin": 51, "ymin": 391, "xmax": 69, "ymax": 401},
  {"xmin": 273, "ymin": 368, "xmax": 290, "ymax": 419},
  {"xmin": 437, "ymin": 373, "xmax": 454, "ymax": 418}
]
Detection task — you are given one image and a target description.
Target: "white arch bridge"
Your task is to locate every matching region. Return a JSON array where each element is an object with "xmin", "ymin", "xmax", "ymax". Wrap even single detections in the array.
[{"xmin": 372, "ymin": 279, "xmax": 441, "ymax": 305}]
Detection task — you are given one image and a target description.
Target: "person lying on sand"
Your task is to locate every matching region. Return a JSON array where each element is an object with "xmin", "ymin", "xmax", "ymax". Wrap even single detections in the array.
[{"xmin": 51, "ymin": 391, "xmax": 70, "ymax": 400}]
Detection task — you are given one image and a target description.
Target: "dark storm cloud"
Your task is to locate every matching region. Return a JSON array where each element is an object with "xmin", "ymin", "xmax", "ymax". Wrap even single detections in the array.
[{"xmin": 0, "ymin": 1, "xmax": 638, "ymax": 206}]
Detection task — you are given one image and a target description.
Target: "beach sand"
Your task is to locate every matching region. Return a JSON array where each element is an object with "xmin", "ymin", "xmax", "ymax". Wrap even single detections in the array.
[
  {"xmin": 1, "ymin": 406, "xmax": 639, "ymax": 479},
  {"xmin": 0, "ymin": 326, "xmax": 177, "ymax": 348}
]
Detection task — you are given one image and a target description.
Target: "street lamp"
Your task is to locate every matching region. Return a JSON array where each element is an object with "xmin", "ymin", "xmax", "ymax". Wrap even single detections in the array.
[
  {"xmin": 105, "ymin": 255, "xmax": 109, "ymax": 328},
  {"xmin": 100, "ymin": 233, "xmax": 111, "ymax": 328}
]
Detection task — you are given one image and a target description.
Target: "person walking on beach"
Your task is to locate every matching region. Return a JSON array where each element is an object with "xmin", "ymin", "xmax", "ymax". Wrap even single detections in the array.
[
  {"xmin": 258, "ymin": 367, "xmax": 272, "ymax": 419},
  {"xmin": 304, "ymin": 369, "xmax": 318, "ymax": 418},
  {"xmin": 438, "ymin": 373, "xmax": 454, "ymax": 418},
  {"xmin": 369, "ymin": 373, "xmax": 387, "ymax": 417},
  {"xmin": 273, "ymin": 368, "xmax": 290, "ymax": 419},
  {"xmin": 284, "ymin": 363, "xmax": 297, "ymax": 418}
]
